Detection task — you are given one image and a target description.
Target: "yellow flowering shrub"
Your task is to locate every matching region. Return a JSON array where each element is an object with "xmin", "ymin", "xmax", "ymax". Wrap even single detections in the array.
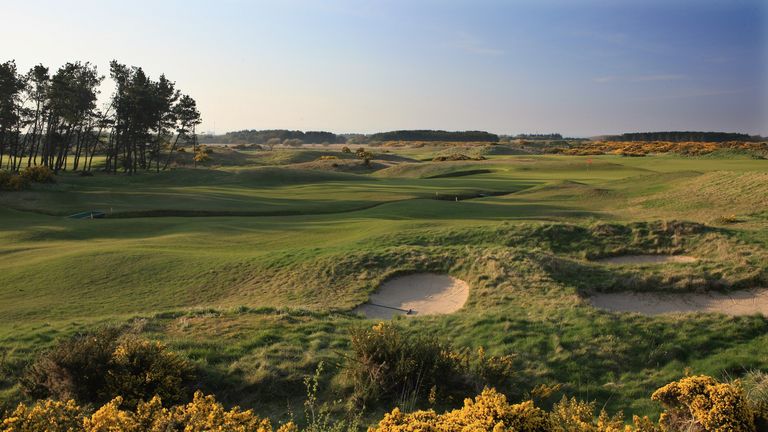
[
  {"xmin": 370, "ymin": 388, "xmax": 549, "ymax": 432},
  {"xmin": 1, "ymin": 391, "xmax": 293, "ymax": 432},
  {"xmin": 651, "ymin": 375, "xmax": 755, "ymax": 432},
  {"xmin": 82, "ymin": 397, "xmax": 139, "ymax": 432},
  {"xmin": 549, "ymin": 397, "xmax": 625, "ymax": 432},
  {"xmin": 160, "ymin": 391, "xmax": 275, "ymax": 432},
  {"xmin": 1, "ymin": 399, "xmax": 82, "ymax": 432},
  {"xmin": 105, "ymin": 336, "xmax": 194, "ymax": 409},
  {"xmin": 21, "ymin": 328, "xmax": 194, "ymax": 408}
]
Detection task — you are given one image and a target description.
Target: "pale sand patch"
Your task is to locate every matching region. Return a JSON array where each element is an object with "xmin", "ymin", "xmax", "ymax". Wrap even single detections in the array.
[
  {"xmin": 589, "ymin": 289, "xmax": 768, "ymax": 316},
  {"xmin": 594, "ymin": 255, "xmax": 698, "ymax": 265},
  {"xmin": 353, "ymin": 273, "xmax": 469, "ymax": 319}
]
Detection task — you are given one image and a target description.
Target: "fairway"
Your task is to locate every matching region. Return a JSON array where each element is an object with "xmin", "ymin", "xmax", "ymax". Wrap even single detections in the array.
[{"xmin": 1, "ymin": 146, "xmax": 767, "ymax": 420}]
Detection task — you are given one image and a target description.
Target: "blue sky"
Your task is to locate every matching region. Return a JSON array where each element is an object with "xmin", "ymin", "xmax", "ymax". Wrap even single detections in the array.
[{"xmin": 2, "ymin": 0, "xmax": 766, "ymax": 136}]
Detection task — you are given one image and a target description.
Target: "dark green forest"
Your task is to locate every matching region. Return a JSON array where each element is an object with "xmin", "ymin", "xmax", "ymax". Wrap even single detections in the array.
[
  {"xmin": 603, "ymin": 131, "xmax": 759, "ymax": 142},
  {"xmin": 199, "ymin": 129, "xmax": 343, "ymax": 145},
  {"xmin": 369, "ymin": 130, "xmax": 499, "ymax": 142}
]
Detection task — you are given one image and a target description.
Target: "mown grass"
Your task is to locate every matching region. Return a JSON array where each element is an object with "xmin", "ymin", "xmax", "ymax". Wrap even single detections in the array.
[{"xmin": 0, "ymin": 148, "xmax": 767, "ymax": 421}]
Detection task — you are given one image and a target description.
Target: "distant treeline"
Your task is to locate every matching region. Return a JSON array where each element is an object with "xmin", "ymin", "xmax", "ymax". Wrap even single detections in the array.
[
  {"xmin": 201, "ymin": 129, "xmax": 344, "ymax": 144},
  {"xmin": 369, "ymin": 130, "xmax": 499, "ymax": 142},
  {"xmin": 602, "ymin": 131, "xmax": 760, "ymax": 142},
  {"xmin": 508, "ymin": 133, "xmax": 563, "ymax": 140}
]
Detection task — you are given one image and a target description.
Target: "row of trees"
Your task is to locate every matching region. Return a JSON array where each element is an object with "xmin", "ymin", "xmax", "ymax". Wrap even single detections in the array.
[
  {"xmin": 507, "ymin": 133, "xmax": 563, "ymax": 140},
  {"xmin": 369, "ymin": 130, "xmax": 499, "ymax": 142},
  {"xmin": 199, "ymin": 129, "xmax": 343, "ymax": 145},
  {"xmin": 0, "ymin": 60, "xmax": 201, "ymax": 174},
  {"xmin": 602, "ymin": 131, "xmax": 759, "ymax": 142}
]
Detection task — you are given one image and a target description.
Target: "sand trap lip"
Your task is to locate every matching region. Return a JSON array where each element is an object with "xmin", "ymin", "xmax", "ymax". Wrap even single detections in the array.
[
  {"xmin": 589, "ymin": 288, "xmax": 768, "ymax": 316},
  {"xmin": 353, "ymin": 273, "xmax": 469, "ymax": 319},
  {"xmin": 594, "ymin": 255, "xmax": 698, "ymax": 265}
]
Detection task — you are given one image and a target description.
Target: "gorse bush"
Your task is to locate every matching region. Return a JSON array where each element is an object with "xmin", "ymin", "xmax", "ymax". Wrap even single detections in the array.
[
  {"xmin": 0, "ymin": 399, "xmax": 83, "ymax": 432},
  {"xmin": 21, "ymin": 327, "xmax": 123, "ymax": 403},
  {"xmin": 652, "ymin": 375, "xmax": 756, "ymax": 432},
  {"xmin": 346, "ymin": 322, "xmax": 517, "ymax": 408},
  {"xmin": 104, "ymin": 336, "xmax": 195, "ymax": 409},
  {"xmin": 347, "ymin": 322, "xmax": 456, "ymax": 407},
  {"xmin": 371, "ymin": 389, "xmax": 550, "ymax": 432},
  {"xmin": 0, "ymin": 391, "xmax": 292, "ymax": 432},
  {"xmin": 21, "ymin": 328, "xmax": 194, "ymax": 408},
  {"xmin": 19, "ymin": 166, "xmax": 55, "ymax": 183},
  {"xmin": 0, "ymin": 171, "xmax": 29, "ymax": 191},
  {"xmin": 372, "ymin": 377, "xmax": 764, "ymax": 432},
  {"xmin": 0, "ymin": 166, "xmax": 54, "ymax": 191}
]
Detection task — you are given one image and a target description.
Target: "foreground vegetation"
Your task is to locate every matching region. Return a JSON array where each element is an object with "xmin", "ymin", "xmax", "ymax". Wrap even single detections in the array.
[
  {"xmin": 3, "ymin": 320, "xmax": 767, "ymax": 431},
  {"xmin": 3, "ymin": 372, "xmax": 767, "ymax": 431},
  {"xmin": 0, "ymin": 142, "xmax": 766, "ymax": 428}
]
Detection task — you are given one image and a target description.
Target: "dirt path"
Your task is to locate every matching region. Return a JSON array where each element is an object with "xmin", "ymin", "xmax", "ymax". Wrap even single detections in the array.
[
  {"xmin": 353, "ymin": 273, "xmax": 469, "ymax": 319},
  {"xmin": 594, "ymin": 255, "xmax": 698, "ymax": 265},
  {"xmin": 589, "ymin": 289, "xmax": 768, "ymax": 316}
]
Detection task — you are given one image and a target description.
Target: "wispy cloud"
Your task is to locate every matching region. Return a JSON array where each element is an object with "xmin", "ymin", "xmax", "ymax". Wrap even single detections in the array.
[{"xmin": 454, "ymin": 32, "xmax": 504, "ymax": 56}]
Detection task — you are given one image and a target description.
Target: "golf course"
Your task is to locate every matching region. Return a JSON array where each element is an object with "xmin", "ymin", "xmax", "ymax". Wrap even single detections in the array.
[{"xmin": 1, "ymin": 142, "xmax": 766, "ymax": 425}]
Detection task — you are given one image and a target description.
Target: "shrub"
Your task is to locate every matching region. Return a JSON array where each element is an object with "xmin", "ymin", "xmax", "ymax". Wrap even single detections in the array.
[
  {"xmin": 0, "ymin": 171, "xmax": 12, "ymax": 190},
  {"xmin": 1, "ymin": 392, "xmax": 291, "ymax": 432},
  {"xmin": 548, "ymin": 396, "xmax": 625, "ymax": 431},
  {"xmin": 432, "ymin": 153, "xmax": 486, "ymax": 162},
  {"xmin": 284, "ymin": 138, "xmax": 304, "ymax": 147},
  {"xmin": 0, "ymin": 399, "xmax": 83, "ymax": 432},
  {"xmin": 0, "ymin": 171, "xmax": 29, "ymax": 191},
  {"xmin": 370, "ymin": 388, "xmax": 550, "ymax": 432},
  {"xmin": 104, "ymin": 336, "xmax": 196, "ymax": 409},
  {"xmin": 347, "ymin": 322, "xmax": 456, "ymax": 406},
  {"xmin": 266, "ymin": 137, "xmax": 282, "ymax": 149},
  {"xmin": 341, "ymin": 146, "xmax": 351, "ymax": 153},
  {"xmin": 7, "ymin": 175, "xmax": 29, "ymax": 191},
  {"xmin": 714, "ymin": 214, "xmax": 739, "ymax": 224},
  {"xmin": 193, "ymin": 147, "xmax": 212, "ymax": 163},
  {"xmin": 651, "ymin": 375, "xmax": 756, "ymax": 432},
  {"xmin": 21, "ymin": 328, "xmax": 194, "ymax": 408},
  {"xmin": 346, "ymin": 323, "xmax": 517, "ymax": 408},
  {"xmin": 19, "ymin": 165, "xmax": 55, "ymax": 183},
  {"xmin": 354, "ymin": 148, "xmax": 374, "ymax": 167},
  {"xmin": 21, "ymin": 327, "xmax": 123, "ymax": 402}
]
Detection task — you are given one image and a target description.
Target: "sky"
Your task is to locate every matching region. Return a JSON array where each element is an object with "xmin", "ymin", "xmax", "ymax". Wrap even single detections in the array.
[{"xmin": 2, "ymin": 0, "xmax": 766, "ymax": 137}]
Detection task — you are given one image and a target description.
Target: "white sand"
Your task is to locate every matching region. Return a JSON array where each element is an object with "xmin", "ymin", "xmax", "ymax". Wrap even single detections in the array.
[
  {"xmin": 353, "ymin": 273, "xmax": 469, "ymax": 319},
  {"xmin": 594, "ymin": 255, "xmax": 698, "ymax": 265},
  {"xmin": 589, "ymin": 288, "xmax": 768, "ymax": 316}
]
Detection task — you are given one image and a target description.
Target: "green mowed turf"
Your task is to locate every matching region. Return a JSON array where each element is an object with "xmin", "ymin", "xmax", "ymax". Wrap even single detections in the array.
[{"xmin": 0, "ymin": 151, "xmax": 767, "ymax": 418}]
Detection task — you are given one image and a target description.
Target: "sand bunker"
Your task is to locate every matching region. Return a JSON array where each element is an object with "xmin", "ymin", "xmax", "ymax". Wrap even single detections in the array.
[
  {"xmin": 354, "ymin": 273, "xmax": 469, "ymax": 319},
  {"xmin": 594, "ymin": 255, "xmax": 698, "ymax": 265},
  {"xmin": 589, "ymin": 288, "xmax": 768, "ymax": 316}
]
